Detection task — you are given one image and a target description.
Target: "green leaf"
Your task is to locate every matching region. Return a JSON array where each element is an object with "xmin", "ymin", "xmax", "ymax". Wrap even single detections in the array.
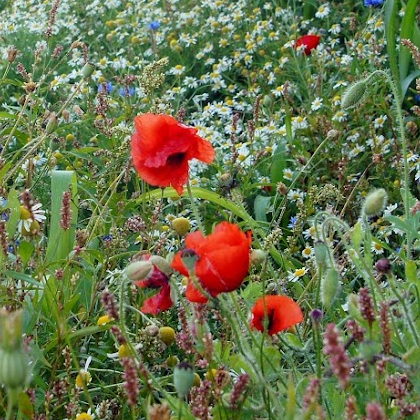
[
  {"xmin": 17, "ymin": 241, "xmax": 34, "ymax": 266},
  {"xmin": 351, "ymin": 222, "xmax": 363, "ymax": 251},
  {"xmin": 5, "ymin": 188, "xmax": 20, "ymax": 237},
  {"xmin": 402, "ymin": 69, "xmax": 420, "ymax": 99},
  {"xmin": 0, "ymin": 112, "xmax": 18, "ymax": 119},
  {"xmin": 18, "ymin": 391, "xmax": 34, "ymax": 418},
  {"xmin": 405, "ymin": 260, "xmax": 417, "ymax": 285},
  {"xmin": 399, "ymin": 0, "xmax": 420, "ymax": 82},
  {"xmin": 254, "ymin": 195, "xmax": 272, "ymax": 222},
  {"xmin": 385, "ymin": 0, "xmax": 401, "ymax": 98},
  {"xmin": 45, "ymin": 170, "xmax": 78, "ymax": 262},
  {"xmin": 270, "ymin": 141, "xmax": 287, "ymax": 184},
  {"xmin": 4, "ymin": 270, "xmax": 42, "ymax": 289},
  {"xmin": 136, "ymin": 186, "xmax": 284, "ymax": 266}
]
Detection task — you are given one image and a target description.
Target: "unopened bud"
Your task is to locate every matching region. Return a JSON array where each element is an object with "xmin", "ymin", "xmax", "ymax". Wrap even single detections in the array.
[
  {"xmin": 45, "ymin": 113, "xmax": 58, "ymax": 134},
  {"xmin": 150, "ymin": 255, "xmax": 172, "ymax": 276},
  {"xmin": 250, "ymin": 249, "xmax": 267, "ymax": 266},
  {"xmin": 341, "ymin": 79, "xmax": 368, "ymax": 109},
  {"xmin": 321, "ymin": 268, "xmax": 340, "ymax": 309},
  {"xmin": 125, "ymin": 260, "xmax": 153, "ymax": 281},
  {"xmin": 314, "ymin": 240, "xmax": 329, "ymax": 269},
  {"xmin": 8, "ymin": 46, "xmax": 18, "ymax": 63},
  {"xmin": 375, "ymin": 258, "xmax": 392, "ymax": 274},
  {"xmin": 0, "ymin": 348, "xmax": 28, "ymax": 390},
  {"xmin": 363, "ymin": 188, "xmax": 388, "ymax": 216},
  {"xmin": 174, "ymin": 362, "xmax": 195, "ymax": 397},
  {"xmin": 82, "ymin": 62, "xmax": 96, "ymax": 79}
]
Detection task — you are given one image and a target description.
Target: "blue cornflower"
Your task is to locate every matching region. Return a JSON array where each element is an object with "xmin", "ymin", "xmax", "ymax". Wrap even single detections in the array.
[
  {"xmin": 118, "ymin": 86, "xmax": 136, "ymax": 97},
  {"xmin": 102, "ymin": 234, "xmax": 112, "ymax": 242},
  {"xmin": 288, "ymin": 216, "xmax": 298, "ymax": 229},
  {"xmin": 364, "ymin": 0, "xmax": 384, "ymax": 6},
  {"xmin": 98, "ymin": 81, "xmax": 113, "ymax": 94},
  {"xmin": 148, "ymin": 21, "xmax": 160, "ymax": 30}
]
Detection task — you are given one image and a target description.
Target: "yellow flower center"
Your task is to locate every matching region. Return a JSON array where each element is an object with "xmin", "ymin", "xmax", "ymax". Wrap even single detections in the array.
[
  {"xmin": 76, "ymin": 413, "xmax": 93, "ymax": 420},
  {"xmin": 20, "ymin": 205, "xmax": 32, "ymax": 220}
]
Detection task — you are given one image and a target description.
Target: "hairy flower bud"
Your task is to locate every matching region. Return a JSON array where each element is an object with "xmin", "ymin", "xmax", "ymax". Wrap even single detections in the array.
[
  {"xmin": 363, "ymin": 189, "xmax": 388, "ymax": 216},
  {"xmin": 125, "ymin": 260, "xmax": 153, "ymax": 281},
  {"xmin": 341, "ymin": 79, "xmax": 367, "ymax": 109},
  {"xmin": 174, "ymin": 362, "xmax": 195, "ymax": 397}
]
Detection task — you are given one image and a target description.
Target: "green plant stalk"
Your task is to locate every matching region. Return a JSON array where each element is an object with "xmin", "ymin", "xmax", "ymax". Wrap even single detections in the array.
[
  {"xmin": 365, "ymin": 70, "xmax": 411, "ymax": 257},
  {"xmin": 186, "ymin": 180, "xmax": 205, "ymax": 233},
  {"xmin": 389, "ymin": 274, "xmax": 420, "ymax": 347}
]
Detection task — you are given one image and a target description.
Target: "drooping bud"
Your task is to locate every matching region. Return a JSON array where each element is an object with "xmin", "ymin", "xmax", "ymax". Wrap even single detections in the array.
[
  {"xmin": 250, "ymin": 249, "xmax": 267, "ymax": 266},
  {"xmin": 321, "ymin": 267, "xmax": 340, "ymax": 309},
  {"xmin": 314, "ymin": 240, "xmax": 329, "ymax": 270},
  {"xmin": 150, "ymin": 255, "xmax": 173, "ymax": 276},
  {"xmin": 375, "ymin": 258, "xmax": 392, "ymax": 274},
  {"xmin": 174, "ymin": 361, "xmax": 195, "ymax": 397},
  {"xmin": 125, "ymin": 260, "xmax": 153, "ymax": 281},
  {"xmin": 0, "ymin": 309, "xmax": 29, "ymax": 391},
  {"xmin": 341, "ymin": 79, "xmax": 368, "ymax": 109},
  {"xmin": 363, "ymin": 188, "xmax": 388, "ymax": 216},
  {"xmin": 82, "ymin": 62, "xmax": 95, "ymax": 79}
]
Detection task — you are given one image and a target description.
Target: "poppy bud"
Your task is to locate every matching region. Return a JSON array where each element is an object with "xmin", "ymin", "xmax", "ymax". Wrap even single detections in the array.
[
  {"xmin": 321, "ymin": 268, "xmax": 340, "ymax": 309},
  {"xmin": 250, "ymin": 249, "xmax": 267, "ymax": 266},
  {"xmin": 181, "ymin": 248, "xmax": 198, "ymax": 272},
  {"xmin": 159, "ymin": 326, "xmax": 176, "ymax": 345},
  {"xmin": 150, "ymin": 255, "xmax": 173, "ymax": 276},
  {"xmin": 363, "ymin": 188, "xmax": 388, "ymax": 216},
  {"xmin": 171, "ymin": 217, "xmax": 191, "ymax": 235},
  {"xmin": 341, "ymin": 79, "xmax": 368, "ymax": 109},
  {"xmin": 82, "ymin": 62, "xmax": 96, "ymax": 79},
  {"xmin": 174, "ymin": 362, "xmax": 195, "ymax": 397},
  {"xmin": 375, "ymin": 258, "xmax": 392, "ymax": 274},
  {"xmin": 0, "ymin": 348, "xmax": 28, "ymax": 390},
  {"xmin": 314, "ymin": 240, "xmax": 329, "ymax": 270},
  {"xmin": 125, "ymin": 260, "xmax": 153, "ymax": 281}
]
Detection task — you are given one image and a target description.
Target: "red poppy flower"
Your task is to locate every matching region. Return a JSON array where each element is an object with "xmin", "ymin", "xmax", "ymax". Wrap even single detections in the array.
[
  {"xmin": 171, "ymin": 222, "xmax": 252, "ymax": 303},
  {"xmin": 134, "ymin": 256, "xmax": 173, "ymax": 315},
  {"xmin": 295, "ymin": 35, "xmax": 321, "ymax": 55},
  {"xmin": 250, "ymin": 295, "xmax": 303, "ymax": 335},
  {"xmin": 131, "ymin": 113, "xmax": 215, "ymax": 195}
]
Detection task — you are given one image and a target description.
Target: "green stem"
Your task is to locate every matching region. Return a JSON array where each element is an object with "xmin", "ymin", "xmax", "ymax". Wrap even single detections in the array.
[
  {"xmin": 367, "ymin": 70, "xmax": 411, "ymax": 258},
  {"xmin": 186, "ymin": 180, "xmax": 205, "ymax": 233}
]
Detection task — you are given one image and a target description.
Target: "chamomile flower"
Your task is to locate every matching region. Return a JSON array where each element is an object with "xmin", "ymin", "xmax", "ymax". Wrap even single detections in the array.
[
  {"xmin": 302, "ymin": 245, "xmax": 314, "ymax": 258},
  {"xmin": 371, "ymin": 241, "xmax": 384, "ymax": 254},
  {"xmin": 311, "ymin": 97, "xmax": 323, "ymax": 111},
  {"xmin": 288, "ymin": 267, "xmax": 309, "ymax": 282},
  {"xmin": 18, "ymin": 203, "xmax": 46, "ymax": 235},
  {"xmin": 315, "ymin": 4, "xmax": 330, "ymax": 18},
  {"xmin": 76, "ymin": 356, "xmax": 92, "ymax": 388},
  {"xmin": 75, "ymin": 409, "xmax": 94, "ymax": 420},
  {"xmin": 373, "ymin": 115, "xmax": 387, "ymax": 128}
]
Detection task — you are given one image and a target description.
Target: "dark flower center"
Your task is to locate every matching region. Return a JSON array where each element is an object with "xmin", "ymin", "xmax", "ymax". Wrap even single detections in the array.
[{"xmin": 166, "ymin": 152, "xmax": 186, "ymax": 166}]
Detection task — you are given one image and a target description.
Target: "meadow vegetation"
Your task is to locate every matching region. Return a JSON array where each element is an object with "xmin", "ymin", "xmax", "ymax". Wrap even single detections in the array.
[{"xmin": 0, "ymin": 0, "xmax": 420, "ymax": 419}]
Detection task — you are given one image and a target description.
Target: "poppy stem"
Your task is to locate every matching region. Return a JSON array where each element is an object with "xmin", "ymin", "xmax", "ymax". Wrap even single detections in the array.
[{"xmin": 186, "ymin": 180, "xmax": 205, "ymax": 233}]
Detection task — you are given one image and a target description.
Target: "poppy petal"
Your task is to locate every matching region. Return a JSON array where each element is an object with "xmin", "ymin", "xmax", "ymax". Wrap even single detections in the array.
[
  {"xmin": 141, "ymin": 284, "xmax": 173, "ymax": 315},
  {"xmin": 250, "ymin": 295, "xmax": 303, "ymax": 335}
]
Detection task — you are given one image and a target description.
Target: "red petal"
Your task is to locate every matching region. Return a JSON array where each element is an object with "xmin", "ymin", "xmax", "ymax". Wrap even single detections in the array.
[
  {"xmin": 140, "ymin": 284, "xmax": 173, "ymax": 315},
  {"xmin": 185, "ymin": 280, "xmax": 209, "ymax": 303},
  {"xmin": 250, "ymin": 295, "xmax": 303, "ymax": 335},
  {"xmin": 295, "ymin": 35, "xmax": 320, "ymax": 55}
]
